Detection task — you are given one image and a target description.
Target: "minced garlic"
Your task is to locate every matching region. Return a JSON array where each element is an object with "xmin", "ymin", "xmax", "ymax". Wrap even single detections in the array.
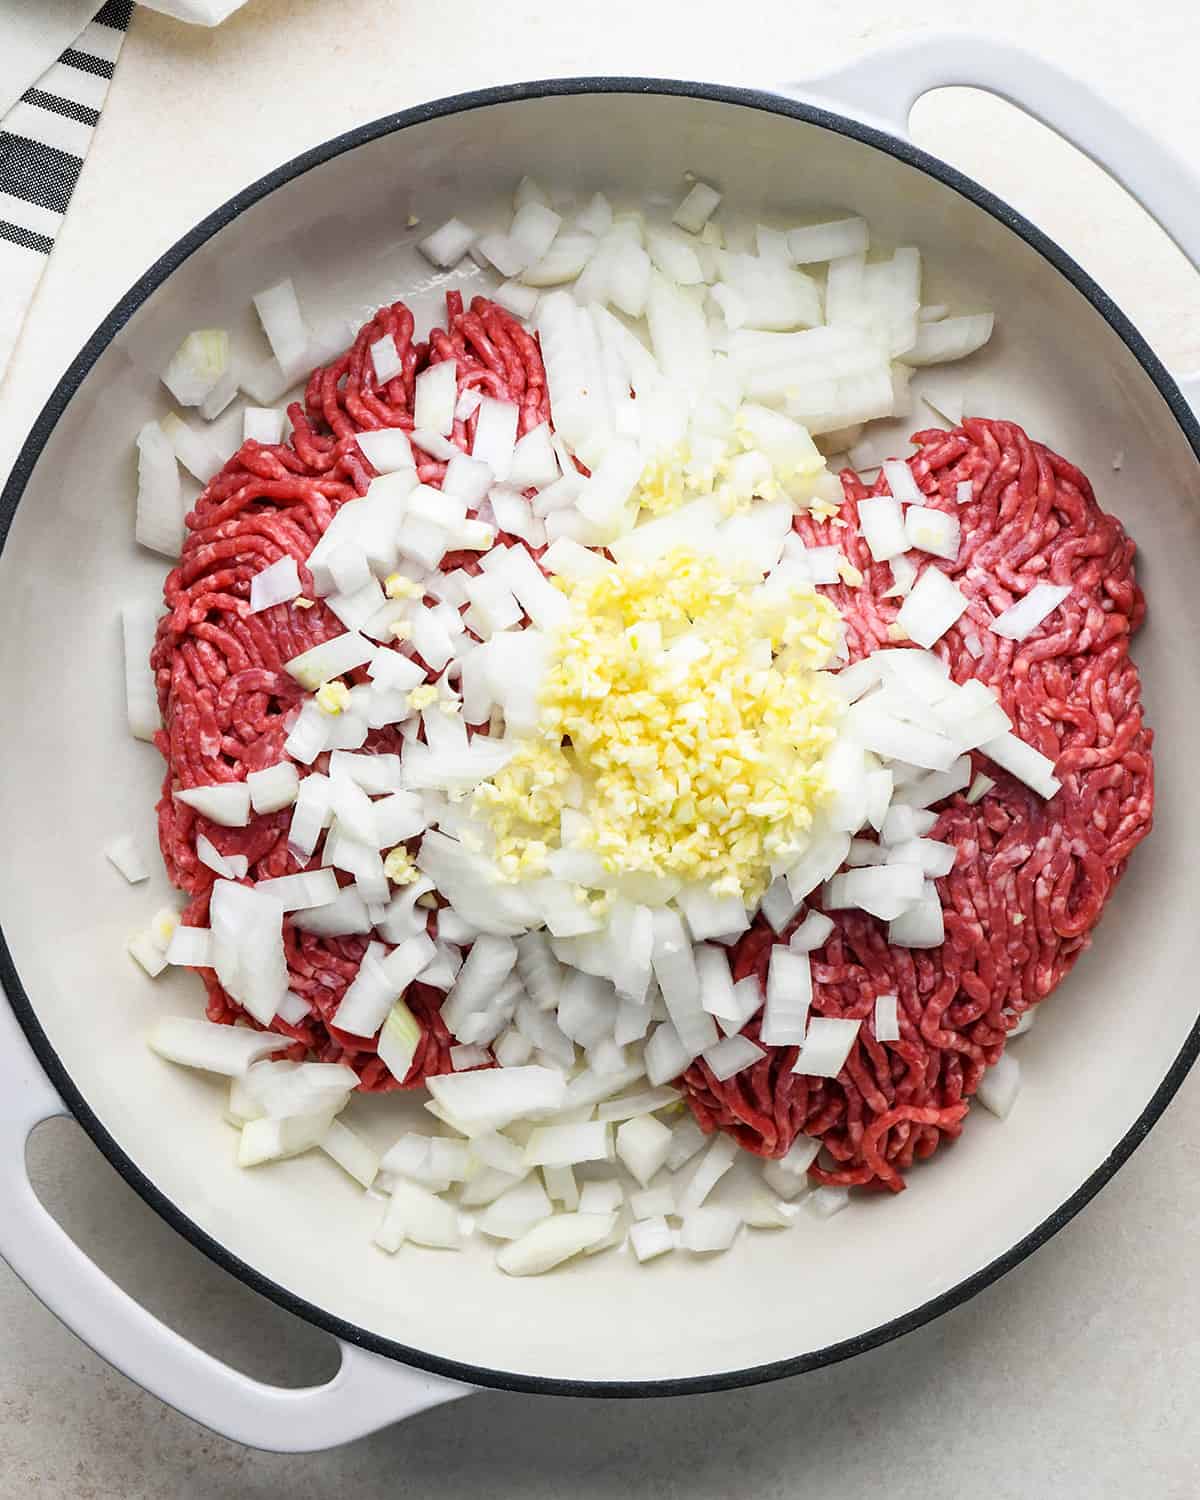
[{"xmin": 474, "ymin": 547, "xmax": 844, "ymax": 901}]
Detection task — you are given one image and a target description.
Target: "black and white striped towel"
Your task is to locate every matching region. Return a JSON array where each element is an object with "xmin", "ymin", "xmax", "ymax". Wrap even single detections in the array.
[{"xmin": 0, "ymin": 0, "xmax": 133, "ymax": 379}]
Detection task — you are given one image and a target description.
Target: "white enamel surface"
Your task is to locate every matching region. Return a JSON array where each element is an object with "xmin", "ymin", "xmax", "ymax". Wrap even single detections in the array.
[{"xmin": 1, "ymin": 80, "xmax": 1199, "ymax": 1394}]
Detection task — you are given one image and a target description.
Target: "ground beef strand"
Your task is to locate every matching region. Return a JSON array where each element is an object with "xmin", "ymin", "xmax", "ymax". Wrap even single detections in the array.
[{"xmin": 680, "ymin": 418, "xmax": 1153, "ymax": 1191}]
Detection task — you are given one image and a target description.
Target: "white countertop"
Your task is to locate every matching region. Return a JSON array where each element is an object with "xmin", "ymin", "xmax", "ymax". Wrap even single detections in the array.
[{"xmin": 2, "ymin": 0, "xmax": 1199, "ymax": 1491}]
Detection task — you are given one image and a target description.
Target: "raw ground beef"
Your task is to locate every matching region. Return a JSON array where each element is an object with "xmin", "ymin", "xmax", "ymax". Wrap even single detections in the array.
[
  {"xmin": 151, "ymin": 292, "xmax": 548, "ymax": 1089},
  {"xmin": 150, "ymin": 293, "xmax": 1152, "ymax": 1192},
  {"xmin": 681, "ymin": 417, "xmax": 1153, "ymax": 1190}
]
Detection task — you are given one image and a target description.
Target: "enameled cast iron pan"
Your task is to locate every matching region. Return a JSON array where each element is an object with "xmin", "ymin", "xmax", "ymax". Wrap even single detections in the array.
[{"xmin": 1, "ymin": 36, "xmax": 1198, "ymax": 1451}]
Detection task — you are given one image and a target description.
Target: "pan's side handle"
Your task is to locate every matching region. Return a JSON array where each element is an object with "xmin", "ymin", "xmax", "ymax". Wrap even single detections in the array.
[
  {"xmin": 0, "ymin": 999, "xmax": 470, "ymax": 1452},
  {"xmin": 785, "ymin": 34, "xmax": 1200, "ymax": 416}
]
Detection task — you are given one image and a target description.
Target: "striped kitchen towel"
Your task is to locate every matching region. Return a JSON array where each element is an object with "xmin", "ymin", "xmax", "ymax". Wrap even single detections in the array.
[{"xmin": 0, "ymin": 0, "xmax": 133, "ymax": 381}]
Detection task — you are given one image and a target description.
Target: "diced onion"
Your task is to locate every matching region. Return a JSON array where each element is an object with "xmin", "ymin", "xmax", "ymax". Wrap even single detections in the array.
[
  {"xmin": 672, "ymin": 180, "xmax": 721, "ymax": 234},
  {"xmin": 244, "ymin": 407, "xmax": 286, "ymax": 445},
  {"xmin": 249, "ymin": 555, "xmax": 301, "ymax": 614},
  {"xmin": 164, "ymin": 925, "xmax": 213, "ymax": 967},
  {"xmin": 905, "ymin": 505, "xmax": 961, "ymax": 561},
  {"xmin": 701, "ymin": 1032, "xmax": 765, "ymax": 1082},
  {"xmin": 246, "ymin": 761, "xmax": 299, "ymax": 814},
  {"xmin": 977, "ymin": 1051, "xmax": 1021, "ymax": 1119},
  {"xmin": 966, "ymin": 772, "xmax": 996, "ymax": 805},
  {"xmin": 630, "ymin": 1216, "xmax": 674, "ymax": 1262},
  {"xmin": 417, "ymin": 217, "xmax": 477, "ymax": 267},
  {"xmin": 174, "ymin": 781, "xmax": 251, "ymax": 828},
  {"xmin": 134, "ymin": 422, "xmax": 183, "ymax": 558},
  {"xmin": 105, "ymin": 832, "xmax": 150, "ymax": 883},
  {"xmin": 989, "ymin": 583, "xmax": 1071, "ymax": 641},
  {"xmin": 369, "ymin": 333, "xmax": 403, "ymax": 385},
  {"xmin": 495, "ymin": 1212, "xmax": 616, "ymax": 1275},
  {"xmin": 874, "ymin": 993, "xmax": 900, "ymax": 1042},
  {"xmin": 980, "ymin": 731, "xmax": 1061, "ymax": 799},
  {"xmin": 614, "ymin": 1114, "xmax": 672, "ymax": 1187},
  {"xmin": 906, "ymin": 313, "xmax": 994, "ymax": 366},
  {"xmin": 680, "ymin": 1206, "xmax": 741, "ymax": 1253},
  {"xmin": 149, "ymin": 1017, "xmax": 282, "ymax": 1075},
  {"xmin": 896, "ymin": 566, "xmax": 968, "ymax": 648},
  {"xmin": 253, "ymin": 278, "xmax": 309, "ymax": 381},
  {"xmin": 857, "ymin": 495, "xmax": 908, "ymax": 561},
  {"xmin": 679, "ymin": 1134, "xmax": 738, "ymax": 1213},
  {"xmin": 792, "ymin": 1016, "xmax": 860, "ymax": 1078},
  {"xmin": 787, "ymin": 218, "xmax": 869, "ymax": 264}
]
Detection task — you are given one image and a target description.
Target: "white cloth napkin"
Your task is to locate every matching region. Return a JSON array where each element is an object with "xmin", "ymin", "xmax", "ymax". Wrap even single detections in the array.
[{"xmin": 0, "ymin": 0, "xmax": 248, "ymax": 382}]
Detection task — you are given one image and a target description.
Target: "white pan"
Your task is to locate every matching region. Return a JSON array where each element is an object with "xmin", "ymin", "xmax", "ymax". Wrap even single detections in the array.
[{"xmin": 2, "ymin": 35, "xmax": 1199, "ymax": 1453}]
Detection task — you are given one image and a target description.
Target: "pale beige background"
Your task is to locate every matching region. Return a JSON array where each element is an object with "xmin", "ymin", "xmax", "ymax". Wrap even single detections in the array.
[{"xmin": 1, "ymin": 0, "xmax": 1199, "ymax": 1493}]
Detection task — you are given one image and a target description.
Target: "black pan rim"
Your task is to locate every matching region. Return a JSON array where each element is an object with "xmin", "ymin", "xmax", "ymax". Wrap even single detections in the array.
[{"xmin": 1, "ymin": 73, "xmax": 1197, "ymax": 1408}]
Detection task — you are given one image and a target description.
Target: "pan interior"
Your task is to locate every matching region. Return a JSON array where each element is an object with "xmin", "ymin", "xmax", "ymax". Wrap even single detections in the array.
[{"xmin": 1, "ymin": 86, "xmax": 1197, "ymax": 1388}]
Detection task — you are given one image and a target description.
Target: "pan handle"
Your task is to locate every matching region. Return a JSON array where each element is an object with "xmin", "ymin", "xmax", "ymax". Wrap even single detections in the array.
[
  {"xmin": 0, "ymin": 999, "xmax": 470, "ymax": 1451},
  {"xmin": 790, "ymin": 34, "xmax": 1200, "ymax": 415}
]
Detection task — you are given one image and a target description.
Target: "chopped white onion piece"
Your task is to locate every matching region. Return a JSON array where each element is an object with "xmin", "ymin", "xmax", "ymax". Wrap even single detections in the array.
[
  {"xmin": 164, "ymin": 925, "xmax": 213, "ymax": 967},
  {"xmin": 651, "ymin": 909, "xmax": 717, "ymax": 1057},
  {"xmin": 905, "ymin": 505, "xmax": 961, "ymax": 561},
  {"xmin": 163, "ymin": 328, "xmax": 229, "ymax": 407},
  {"xmin": 761, "ymin": 945, "xmax": 812, "ymax": 1045},
  {"xmin": 887, "ymin": 881, "xmax": 945, "ymax": 948},
  {"xmin": 786, "ymin": 217, "xmax": 869, "ymax": 264},
  {"xmin": 680, "ymin": 1206, "xmax": 741, "ymax": 1254},
  {"xmin": 672, "ymin": 180, "xmax": 721, "ymax": 234},
  {"xmin": 254, "ymin": 868, "xmax": 339, "ymax": 911},
  {"xmin": 376, "ymin": 996, "xmax": 422, "ymax": 1082},
  {"xmin": 149, "ymin": 1016, "xmax": 282, "ymax": 1075},
  {"xmin": 630, "ymin": 1216, "xmax": 674, "ymax": 1262},
  {"xmin": 252, "ymin": 278, "xmax": 309, "ymax": 381},
  {"xmin": 956, "ymin": 479, "xmax": 973, "ymax": 504},
  {"xmin": 702, "ymin": 1033, "xmax": 765, "ymax": 1082},
  {"xmin": 510, "ymin": 200, "xmax": 562, "ymax": 264},
  {"xmin": 496, "ymin": 1212, "xmax": 616, "ymax": 1275},
  {"xmin": 792, "ymin": 1016, "xmax": 860, "ymax": 1079},
  {"xmin": 414, "ymin": 360, "xmax": 458, "ymax": 437},
  {"xmin": 977, "ymin": 1051, "xmax": 1021, "ymax": 1119},
  {"xmin": 856, "ymin": 495, "xmax": 908, "ymax": 561},
  {"xmin": 209, "ymin": 879, "xmax": 287, "ymax": 1026},
  {"xmin": 825, "ymin": 863, "xmax": 923, "ymax": 921},
  {"xmin": 679, "ymin": 1134, "xmax": 738, "ymax": 1214},
  {"xmin": 105, "ymin": 832, "xmax": 149, "ymax": 883},
  {"xmin": 243, "ymin": 761, "xmax": 299, "ymax": 815},
  {"xmin": 134, "ymin": 421, "xmax": 183, "ymax": 557},
  {"xmin": 321, "ymin": 1119, "xmax": 379, "ymax": 1188},
  {"xmin": 966, "ymin": 772, "xmax": 996, "ymax": 805},
  {"xmin": 284, "ymin": 631, "xmax": 374, "ymax": 689},
  {"xmin": 906, "ymin": 313, "xmax": 994, "ymax": 366},
  {"xmin": 356, "ymin": 427, "xmax": 415, "ymax": 475},
  {"xmin": 807, "ymin": 1185, "xmax": 851, "ymax": 1219},
  {"xmin": 369, "ymin": 333, "xmax": 403, "ymax": 385},
  {"xmin": 120, "ymin": 601, "xmax": 161, "ymax": 741},
  {"xmin": 174, "ymin": 781, "xmax": 251, "ymax": 828},
  {"xmin": 249, "ymin": 555, "xmax": 301, "ymax": 614},
  {"xmin": 896, "ymin": 566, "xmax": 968, "ymax": 648},
  {"xmin": 980, "ymin": 732, "xmax": 1061, "ymax": 799},
  {"xmin": 989, "ymin": 583, "xmax": 1071, "ymax": 641},
  {"xmin": 788, "ymin": 910, "xmax": 834, "ymax": 952},
  {"xmin": 374, "ymin": 1178, "xmax": 462, "ymax": 1252},
  {"xmin": 615, "ymin": 1115, "xmax": 672, "ymax": 1187},
  {"xmin": 427, "ymin": 1065, "xmax": 566, "ymax": 1135},
  {"xmin": 450, "ymin": 1043, "xmax": 491, "ymax": 1071},
  {"xmin": 883, "ymin": 554, "xmax": 918, "ymax": 598},
  {"xmin": 417, "ymin": 217, "xmax": 476, "ymax": 267},
  {"xmin": 243, "ymin": 406, "xmax": 286, "ymax": 445},
  {"xmin": 874, "ymin": 992, "xmax": 900, "ymax": 1042},
  {"xmin": 761, "ymin": 1136, "xmax": 820, "ymax": 1200}
]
